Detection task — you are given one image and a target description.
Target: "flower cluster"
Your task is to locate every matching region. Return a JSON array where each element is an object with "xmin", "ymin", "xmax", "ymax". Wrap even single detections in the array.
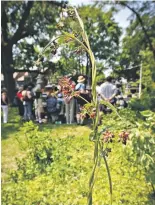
[
  {"xmin": 73, "ymin": 46, "xmax": 85, "ymax": 55},
  {"xmin": 80, "ymin": 112, "xmax": 86, "ymax": 120},
  {"xmin": 119, "ymin": 131, "xmax": 129, "ymax": 145},
  {"xmin": 57, "ymin": 6, "xmax": 77, "ymax": 30},
  {"xmin": 90, "ymin": 108, "xmax": 96, "ymax": 119},
  {"xmin": 102, "ymin": 130, "xmax": 115, "ymax": 143},
  {"xmin": 50, "ymin": 40, "xmax": 58, "ymax": 55},
  {"xmin": 81, "ymin": 103, "xmax": 96, "ymax": 119},
  {"xmin": 34, "ymin": 40, "xmax": 58, "ymax": 66},
  {"xmin": 35, "ymin": 56, "xmax": 44, "ymax": 66},
  {"xmin": 58, "ymin": 77, "xmax": 75, "ymax": 96}
]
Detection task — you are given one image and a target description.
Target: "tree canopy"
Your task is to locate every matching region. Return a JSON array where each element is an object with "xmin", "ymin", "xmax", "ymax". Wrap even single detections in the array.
[
  {"xmin": 1, "ymin": 1, "xmax": 62, "ymax": 101},
  {"xmin": 1, "ymin": 0, "xmax": 155, "ymax": 102}
]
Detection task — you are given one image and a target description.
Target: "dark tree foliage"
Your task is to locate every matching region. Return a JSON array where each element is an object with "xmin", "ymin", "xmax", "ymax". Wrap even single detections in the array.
[
  {"xmin": 114, "ymin": 1, "xmax": 155, "ymax": 82},
  {"xmin": 1, "ymin": 1, "xmax": 63, "ymax": 102}
]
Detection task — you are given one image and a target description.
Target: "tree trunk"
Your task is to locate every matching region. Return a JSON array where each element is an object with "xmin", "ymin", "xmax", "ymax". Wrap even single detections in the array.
[
  {"xmin": 1, "ymin": 44, "xmax": 15, "ymax": 103},
  {"xmin": 86, "ymin": 52, "xmax": 89, "ymax": 76},
  {"xmin": 86, "ymin": 52, "xmax": 92, "ymax": 85}
]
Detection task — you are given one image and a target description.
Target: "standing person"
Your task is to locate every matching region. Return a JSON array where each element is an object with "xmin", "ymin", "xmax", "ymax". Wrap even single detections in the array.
[
  {"xmin": 27, "ymin": 85, "xmax": 35, "ymax": 119},
  {"xmin": 96, "ymin": 81, "xmax": 102, "ymax": 102},
  {"xmin": 100, "ymin": 76, "xmax": 117, "ymax": 112},
  {"xmin": 46, "ymin": 86, "xmax": 58, "ymax": 123},
  {"xmin": 75, "ymin": 76, "xmax": 86, "ymax": 125},
  {"xmin": 34, "ymin": 89, "xmax": 44, "ymax": 123},
  {"xmin": 16, "ymin": 86, "xmax": 24, "ymax": 118},
  {"xmin": 57, "ymin": 85, "xmax": 64, "ymax": 115},
  {"xmin": 63, "ymin": 76, "xmax": 76, "ymax": 124},
  {"xmin": 1, "ymin": 91, "xmax": 9, "ymax": 123},
  {"xmin": 22, "ymin": 86, "xmax": 33, "ymax": 121}
]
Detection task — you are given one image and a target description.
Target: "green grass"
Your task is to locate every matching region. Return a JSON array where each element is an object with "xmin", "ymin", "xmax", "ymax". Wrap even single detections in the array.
[{"xmin": 1, "ymin": 108, "xmax": 155, "ymax": 205}]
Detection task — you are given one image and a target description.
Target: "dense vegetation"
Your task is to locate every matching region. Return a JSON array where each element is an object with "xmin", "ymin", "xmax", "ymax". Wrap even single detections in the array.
[
  {"xmin": 2, "ymin": 108, "xmax": 155, "ymax": 204},
  {"xmin": 1, "ymin": 1, "xmax": 155, "ymax": 204}
]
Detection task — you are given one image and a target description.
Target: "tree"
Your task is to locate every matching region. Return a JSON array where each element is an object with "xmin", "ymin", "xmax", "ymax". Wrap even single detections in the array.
[
  {"xmin": 79, "ymin": 5, "xmax": 121, "ymax": 79},
  {"xmin": 118, "ymin": 1, "xmax": 155, "ymax": 61},
  {"xmin": 53, "ymin": 4, "xmax": 121, "ymax": 82},
  {"xmin": 1, "ymin": 1, "xmax": 63, "ymax": 102},
  {"xmin": 114, "ymin": 1, "xmax": 155, "ymax": 83}
]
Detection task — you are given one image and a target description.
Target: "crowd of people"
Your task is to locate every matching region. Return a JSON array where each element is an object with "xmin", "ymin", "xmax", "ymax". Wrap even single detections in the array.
[{"xmin": 1, "ymin": 75, "xmax": 129, "ymax": 124}]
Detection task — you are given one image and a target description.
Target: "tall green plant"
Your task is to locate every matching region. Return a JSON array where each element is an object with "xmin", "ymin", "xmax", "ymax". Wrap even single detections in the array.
[
  {"xmin": 125, "ymin": 110, "xmax": 155, "ymax": 195},
  {"xmin": 35, "ymin": 5, "xmax": 119, "ymax": 204}
]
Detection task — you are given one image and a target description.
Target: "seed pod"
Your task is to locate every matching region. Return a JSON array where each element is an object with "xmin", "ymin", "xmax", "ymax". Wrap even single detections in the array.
[
  {"xmin": 102, "ymin": 130, "xmax": 114, "ymax": 143},
  {"xmin": 64, "ymin": 37, "xmax": 73, "ymax": 43},
  {"xmin": 40, "ymin": 57, "xmax": 44, "ymax": 62},
  {"xmin": 35, "ymin": 60, "xmax": 41, "ymax": 66},
  {"xmin": 71, "ymin": 16, "xmax": 77, "ymax": 21},
  {"xmin": 75, "ymin": 48, "xmax": 81, "ymax": 54},
  {"xmin": 122, "ymin": 141, "xmax": 126, "ymax": 145},
  {"xmin": 119, "ymin": 131, "xmax": 129, "ymax": 145},
  {"xmin": 57, "ymin": 22, "xmax": 64, "ymax": 29},
  {"xmin": 73, "ymin": 32, "xmax": 79, "ymax": 37},
  {"xmin": 62, "ymin": 3, "xmax": 67, "ymax": 9},
  {"xmin": 51, "ymin": 49, "xmax": 57, "ymax": 55},
  {"xmin": 53, "ymin": 41, "xmax": 58, "ymax": 47},
  {"xmin": 67, "ymin": 9, "xmax": 75, "ymax": 17},
  {"xmin": 90, "ymin": 113, "xmax": 95, "ymax": 119},
  {"xmin": 50, "ymin": 45, "xmax": 54, "ymax": 49},
  {"xmin": 107, "ymin": 148, "xmax": 111, "ymax": 152}
]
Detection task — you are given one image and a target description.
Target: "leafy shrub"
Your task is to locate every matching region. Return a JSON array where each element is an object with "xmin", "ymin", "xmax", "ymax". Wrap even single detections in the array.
[
  {"xmin": 2, "ymin": 111, "xmax": 155, "ymax": 204},
  {"xmin": 129, "ymin": 90, "xmax": 155, "ymax": 111},
  {"xmin": 101, "ymin": 108, "xmax": 138, "ymax": 132},
  {"xmin": 3, "ymin": 128, "xmax": 154, "ymax": 205},
  {"xmin": 125, "ymin": 110, "xmax": 155, "ymax": 193},
  {"xmin": 10, "ymin": 122, "xmax": 54, "ymax": 181},
  {"xmin": 101, "ymin": 108, "xmax": 155, "ymax": 195}
]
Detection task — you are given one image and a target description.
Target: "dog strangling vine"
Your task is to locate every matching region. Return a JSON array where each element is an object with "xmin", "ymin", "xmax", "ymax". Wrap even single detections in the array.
[{"xmin": 35, "ymin": 4, "xmax": 121, "ymax": 205}]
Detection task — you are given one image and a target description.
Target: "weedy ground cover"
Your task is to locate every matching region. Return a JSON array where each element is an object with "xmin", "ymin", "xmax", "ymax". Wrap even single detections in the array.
[{"xmin": 1, "ymin": 108, "xmax": 155, "ymax": 205}]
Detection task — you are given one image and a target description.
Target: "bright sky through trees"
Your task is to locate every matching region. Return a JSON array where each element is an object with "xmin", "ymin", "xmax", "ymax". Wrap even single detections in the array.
[{"xmin": 69, "ymin": 0, "xmax": 131, "ymax": 29}]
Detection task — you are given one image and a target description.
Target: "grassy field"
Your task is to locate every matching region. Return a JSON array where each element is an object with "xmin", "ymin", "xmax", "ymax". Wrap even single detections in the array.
[{"xmin": 1, "ymin": 108, "xmax": 155, "ymax": 205}]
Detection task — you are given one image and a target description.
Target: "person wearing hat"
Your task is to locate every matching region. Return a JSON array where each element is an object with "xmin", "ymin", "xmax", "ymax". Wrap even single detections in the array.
[
  {"xmin": 75, "ymin": 76, "xmax": 87, "ymax": 125},
  {"xmin": 75, "ymin": 76, "xmax": 86, "ymax": 92}
]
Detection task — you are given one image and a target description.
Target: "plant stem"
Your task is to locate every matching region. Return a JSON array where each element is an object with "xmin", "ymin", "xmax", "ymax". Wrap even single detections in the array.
[
  {"xmin": 99, "ymin": 142, "xmax": 113, "ymax": 205},
  {"xmin": 75, "ymin": 94, "xmax": 89, "ymax": 104},
  {"xmin": 151, "ymin": 182, "xmax": 155, "ymax": 196},
  {"xmin": 87, "ymin": 138, "xmax": 99, "ymax": 205}
]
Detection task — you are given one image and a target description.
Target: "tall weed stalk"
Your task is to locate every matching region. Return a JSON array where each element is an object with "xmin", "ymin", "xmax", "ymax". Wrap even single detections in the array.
[{"xmin": 36, "ymin": 6, "xmax": 114, "ymax": 205}]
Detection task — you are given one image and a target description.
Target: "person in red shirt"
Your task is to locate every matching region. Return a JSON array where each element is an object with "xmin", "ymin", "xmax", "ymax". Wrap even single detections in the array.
[{"xmin": 16, "ymin": 86, "xmax": 24, "ymax": 118}]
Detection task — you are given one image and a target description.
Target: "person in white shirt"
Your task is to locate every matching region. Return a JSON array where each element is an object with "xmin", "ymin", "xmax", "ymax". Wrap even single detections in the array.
[
  {"xmin": 34, "ymin": 89, "xmax": 44, "ymax": 123},
  {"xmin": 1, "ymin": 91, "xmax": 9, "ymax": 123},
  {"xmin": 100, "ymin": 76, "xmax": 117, "ymax": 105}
]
